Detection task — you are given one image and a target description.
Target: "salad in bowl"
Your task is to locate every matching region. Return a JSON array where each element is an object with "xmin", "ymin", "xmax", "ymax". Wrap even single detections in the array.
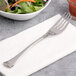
[
  {"xmin": 0, "ymin": 0, "xmax": 51, "ymax": 20},
  {"xmin": 1, "ymin": 0, "xmax": 47, "ymax": 14}
]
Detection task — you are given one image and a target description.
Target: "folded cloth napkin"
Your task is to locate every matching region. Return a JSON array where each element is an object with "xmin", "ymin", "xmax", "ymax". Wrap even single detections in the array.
[{"xmin": 0, "ymin": 14, "xmax": 76, "ymax": 76}]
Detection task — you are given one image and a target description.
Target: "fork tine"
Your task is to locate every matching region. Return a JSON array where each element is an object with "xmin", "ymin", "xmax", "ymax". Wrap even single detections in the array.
[
  {"xmin": 56, "ymin": 12, "xmax": 70, "ymax": 29},
  {"xmin": 52, "ymin": 12, "xmax": 67, "ymax": 28},
  {"xmin": 48, "ymin": 12, "xmax": 71, "ymax": 35},
  {"xmin": 60, "ymin": 13, "xmax": 71, "ymax": 29},
  {"xmin": 60, "ymin": 13, "xmax": 72, "ymax": 30}
]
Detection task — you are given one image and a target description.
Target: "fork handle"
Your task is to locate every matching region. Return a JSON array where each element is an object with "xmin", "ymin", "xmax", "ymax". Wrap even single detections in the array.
[{"xmin": 3, "ymin": 33, "xmax": 50, "ymax": 68}]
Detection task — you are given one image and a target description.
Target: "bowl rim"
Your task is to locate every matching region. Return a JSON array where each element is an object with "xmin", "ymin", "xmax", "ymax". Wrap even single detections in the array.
[{"xmin": 0, "ymin": 0, "xmax": 51, "ymax": 16}]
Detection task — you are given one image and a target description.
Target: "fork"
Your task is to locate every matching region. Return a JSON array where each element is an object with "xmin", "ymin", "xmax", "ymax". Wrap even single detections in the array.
[{"xmin": 3, "ymin": 12, "xmax": 72, "ymax": 68}]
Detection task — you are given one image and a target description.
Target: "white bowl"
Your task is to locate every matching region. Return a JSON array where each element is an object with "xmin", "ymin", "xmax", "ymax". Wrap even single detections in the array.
[{"xmin": 0, "ymin": 0, "xmax": 51, "ymax": 20}]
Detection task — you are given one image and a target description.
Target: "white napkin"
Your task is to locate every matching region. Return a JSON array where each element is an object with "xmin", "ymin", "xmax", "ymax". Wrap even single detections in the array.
[{"xmin": 0, "ymin": 14, "xmax": 76, "ymax": 76}]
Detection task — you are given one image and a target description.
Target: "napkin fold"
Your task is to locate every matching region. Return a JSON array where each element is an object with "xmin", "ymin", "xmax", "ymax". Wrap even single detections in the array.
[{"xmin": 0, "ymin": 14, "xmax": 76, "ymax": 76}]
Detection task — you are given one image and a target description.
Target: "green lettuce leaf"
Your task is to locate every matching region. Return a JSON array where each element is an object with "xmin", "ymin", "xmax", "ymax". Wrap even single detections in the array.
[
  {"xmin": 19, "ymin": 2, "xmax": 34, "ymax": 13},
  {"xmin": 5, "ymin": 0, "xmax": 44, "ymax": 14}
]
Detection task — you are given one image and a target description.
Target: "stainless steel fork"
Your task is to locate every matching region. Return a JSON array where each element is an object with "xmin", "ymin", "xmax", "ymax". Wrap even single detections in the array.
[{"xmin": 3, "ymin": 12, "xmax": 72, "ymax": 68}]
